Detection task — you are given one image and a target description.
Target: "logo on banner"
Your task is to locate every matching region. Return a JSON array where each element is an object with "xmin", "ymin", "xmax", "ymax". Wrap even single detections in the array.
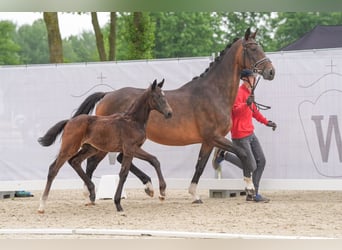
[{"xmin": 298, "ymin": 63, "xmax": 342, "ymax": 177}]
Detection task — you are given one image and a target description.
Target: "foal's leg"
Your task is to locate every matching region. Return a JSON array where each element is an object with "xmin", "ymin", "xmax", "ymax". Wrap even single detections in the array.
[
  {"xmin": 133, "ymin": 148, "xmax": 166, "ymax": 200},
  {"xmin": 117, "ymin": 152, "xmax": 154, "ymax": 197},
  {"xmin": 38, "ymin": 155, "xmax": 69, "ymax": 213},
  {"xmin": 114, "ymin": 154, "xmax": 133, "ymax": 212},
  {"xmin": 84, "ymin": 150, "xmax": 108, "ymax": 199},
  {"xmin": 85, "ymin": 151, "xmax": 154, "ymax": 198},
  {"xmin": 68, "ymin": 145, "xmax": 100, "ymax": 205},
  {"xmin": 189, "ymin": 143, "xmax": 212, "ymax": 203}
]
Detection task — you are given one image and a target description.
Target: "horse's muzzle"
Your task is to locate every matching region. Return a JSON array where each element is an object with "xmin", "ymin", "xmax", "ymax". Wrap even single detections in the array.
[
  {"xmin": 164, "ymin": 111, "xmax": 173, "ymax": 119},
  {"xmin": 263, "ymin": 66, "xmax": 275, "ymax": 80}
]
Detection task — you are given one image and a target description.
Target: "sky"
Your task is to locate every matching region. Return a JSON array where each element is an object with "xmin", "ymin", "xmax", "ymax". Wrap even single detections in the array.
[{"xmin": 0, "ymin": 12, "xmax": 110, "ymax": 38}]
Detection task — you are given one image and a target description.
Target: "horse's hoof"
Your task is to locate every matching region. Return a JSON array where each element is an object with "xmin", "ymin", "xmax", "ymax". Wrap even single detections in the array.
[
  {"xmin": 192, "ymin": 199, "xmax": 203, "ymax": 204},
  {"xmin": 245, "ymin": 188, "xmax": 255, "ymax": 196},
  {"xmin": 144, "ymin": 188, "xmax": 154, "ymax": 197},
  {"xmin": 159, "ymin": 195, "xmax": 166, "ymax": 201},
  {"xmin": 85, "ymin": 202, "xmax": 95, "ymax": 206},
  {"xmin": 118, "ymin": 211, "xmax": 127, "ymax": 217}
]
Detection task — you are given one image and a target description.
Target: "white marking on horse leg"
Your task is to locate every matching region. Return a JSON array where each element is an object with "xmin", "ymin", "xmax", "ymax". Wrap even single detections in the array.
[
  {"xmin": 38, "ymin": 197, "xmax": 46, "ymax": 213},
  {"xmin": 144, "ymin": 181, "xmax": 154, "ymax": 197},
  {"xmin": 145, "ymin": 181, "xmax": 153, "ymax": 192},
  {"xmin": 244, "ymin": 177, "xmax": 255, "ymax": 194},
  {"xmin": 188, "ymin": 183, "xmax": 200, "ymax": 200}
]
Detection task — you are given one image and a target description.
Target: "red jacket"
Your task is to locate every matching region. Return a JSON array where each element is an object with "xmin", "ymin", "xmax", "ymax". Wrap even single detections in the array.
[{"xmin": 231, "ymin": 84, "xmax": 268, "ymax": 139}]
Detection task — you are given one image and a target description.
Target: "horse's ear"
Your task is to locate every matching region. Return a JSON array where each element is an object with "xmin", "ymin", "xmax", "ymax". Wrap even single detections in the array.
[
  {"xmin": 158, "ymin": 78, "xmax": 165, "ymax": 88},
  {"xmin": 251, "ymin": 28, "xmax": 258, "ymax": 39},
  {"xmin": 152, "ymin": 79, "xmax": 157, "ymax": 90},
  {"xmin": 244, "ymin": 27, "xmax": 251, "ymax": 40}
]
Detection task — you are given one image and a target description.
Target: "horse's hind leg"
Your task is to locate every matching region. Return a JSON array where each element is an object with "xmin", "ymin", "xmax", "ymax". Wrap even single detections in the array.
[
  {"xmin": 117, "ymin": 152, "xmax": 154, "ymax": 197},
  {"xmin": 134, "ymin": 148, "xmax": 166, "ymax": 200},
  {"xmin": 213, "ymin": 136, "xmax": 254, "ymax": 195},
  {"xmin": 68, "ymin": 145, "xmax": 99, "ymax": 205},
  {"xmin": 38, "ymin": 156, "xmax": 68, "ymax": 213}
]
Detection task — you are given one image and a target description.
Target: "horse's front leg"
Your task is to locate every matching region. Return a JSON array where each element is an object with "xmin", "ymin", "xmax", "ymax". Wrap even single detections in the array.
[
  {"xmin": 114, "ymin": 154, "xmax": 132, "ymax": 213},
  {"xmin": 134, "ymin": 148, "xmax": 166, "ymax": 200},
  {"xmin": 189, "ymin": 143, "xmax": 213, "ymax": 204}
]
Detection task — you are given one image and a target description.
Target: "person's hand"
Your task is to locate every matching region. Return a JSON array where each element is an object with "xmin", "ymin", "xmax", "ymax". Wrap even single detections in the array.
[
  {"xmin": 246, "ymin": 95, "xmax": 254, "ymax": 106},
  {"xmin": 266, "ymin": 120, "xmax": 277, "ymax": 131}
]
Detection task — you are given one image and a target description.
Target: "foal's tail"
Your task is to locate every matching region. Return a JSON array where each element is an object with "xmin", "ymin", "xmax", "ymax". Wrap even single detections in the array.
[
  {"xmin": 72, "ymin": 92, "xmax": 106, "ymax": 118},
  {"xmin": 38, "ymin": 119, "xmax": 69, "ymax": 146}
]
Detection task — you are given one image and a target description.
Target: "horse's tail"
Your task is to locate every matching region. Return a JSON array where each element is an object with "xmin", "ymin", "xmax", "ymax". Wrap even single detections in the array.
[
  {"xmin": 38, "ymin": 119, "xmax": 69, "ymax": 146},
  {"xmin": 72, "ymin": 92, "xmax": 107, "ymax": 118}
]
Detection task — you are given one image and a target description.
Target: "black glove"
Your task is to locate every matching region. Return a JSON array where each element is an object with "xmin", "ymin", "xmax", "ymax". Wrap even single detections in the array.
[
  {"xmin": 246, "ymin": 95, "xmax": 254, "ymax": 106},
  {"xmin": 266, "ymin": 120, "xmax": 277, "ymax": 131}
]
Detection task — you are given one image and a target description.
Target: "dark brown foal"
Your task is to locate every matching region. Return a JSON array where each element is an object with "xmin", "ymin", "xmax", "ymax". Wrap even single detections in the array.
[{"xmin": 38, "ymin": 79, "xmax": 172, "ymax": 213}]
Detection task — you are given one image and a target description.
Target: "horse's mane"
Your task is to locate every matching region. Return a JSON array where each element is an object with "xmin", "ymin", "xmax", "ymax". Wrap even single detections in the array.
[{"xmin": 192, "ymin": 37, "xmax": 240, "ymax": 80}]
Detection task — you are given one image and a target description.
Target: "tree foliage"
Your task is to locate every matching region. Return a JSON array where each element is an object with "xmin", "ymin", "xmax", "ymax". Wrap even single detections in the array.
[
  {"xmin": 0, "ymin": 21, "xmax": 21, "ymax": 65},
  {"xmin": 15, "ymin": 19, "xmax": 49, "ymax": 64},
  {"xmin": 151, "ymin": 12, "xmax": 223, "ymax": 58},
  {"xmin": 2, "ymin": 12, "xmax": 342, "ymax": 65},
  {"xmin": 123, "ymin": 12, "xmax": 155, "ymax": 60},
  {"xmin": 63, "ymin": 31, "xmax": 98, "ymax": 63}
]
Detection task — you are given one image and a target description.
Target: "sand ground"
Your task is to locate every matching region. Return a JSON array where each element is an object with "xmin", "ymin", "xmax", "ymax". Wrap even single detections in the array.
[{"xmin": 1, "ymin": 188, "xmax": 342, "ymax": 239}]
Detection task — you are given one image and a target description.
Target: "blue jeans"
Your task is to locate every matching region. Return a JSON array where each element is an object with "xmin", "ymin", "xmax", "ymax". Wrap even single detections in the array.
[{"xmin": 224, "ymin": 133, "xmax": 266, "ymax": 194}]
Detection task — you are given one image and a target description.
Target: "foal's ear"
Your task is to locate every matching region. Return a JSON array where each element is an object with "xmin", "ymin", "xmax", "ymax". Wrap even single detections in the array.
[
  {"xmin": 157, "ymin": 78, "xmax": 165, "ymax": 89},
  {"xmin": 244, "ymin": 27, "xmax": 251, "ymax": 40},
  {"xmin": 151, "ymin": 79, "xmax": 157, "ymax": 90}
]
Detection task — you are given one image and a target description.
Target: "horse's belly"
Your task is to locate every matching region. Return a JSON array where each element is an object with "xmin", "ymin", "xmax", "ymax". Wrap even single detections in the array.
[{"xmin": 146, "ymin": 119, "xmax": 202, "ymax": 146}]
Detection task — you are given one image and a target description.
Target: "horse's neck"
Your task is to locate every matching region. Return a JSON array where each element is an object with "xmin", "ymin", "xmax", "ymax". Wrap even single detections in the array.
[
  {"xmin": 125, "ymin": 91, "xmax": 151, "ymax": 126},
  {"xmin": 194, "ymin": 41, "xmax": 242, "ymax": 105}
]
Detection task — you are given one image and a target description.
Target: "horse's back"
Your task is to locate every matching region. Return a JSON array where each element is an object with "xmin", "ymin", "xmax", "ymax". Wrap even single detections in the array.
[{"xmin": 96, "ymin": 87, "xmax": 143, "ymax": 116}]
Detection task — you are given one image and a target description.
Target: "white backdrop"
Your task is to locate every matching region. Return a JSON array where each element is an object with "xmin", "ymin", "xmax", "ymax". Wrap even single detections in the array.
[{"xmin": 1, "ymin": 48, "xmax": 342, "ymax": 182}]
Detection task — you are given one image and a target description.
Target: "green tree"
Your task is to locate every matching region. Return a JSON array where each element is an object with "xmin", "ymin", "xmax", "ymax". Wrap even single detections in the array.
[
  {"xmin": 15, "ymin": 19, "xmax": 49, "ymax": 64},
  {"xmin": 218, "ymin": 12, "xmax": 274, "ymax": 51},
  {"xmin": 63, "ymin": 31, "xmax": 98, "ymax": 62},
  {"xmin": 0, "ymin": 21, "xmax": 21, "ymax": 65},
  {"xmin": 124, "ymin": 12, "xmax": 155, "ymax": 60},
  {"xmin": 151, "ymin": 12, "xmax": 223, "ymax": 58},
  {"xmin": 271, "ymin": 12, "xmax": 342, "ymax": 50}
]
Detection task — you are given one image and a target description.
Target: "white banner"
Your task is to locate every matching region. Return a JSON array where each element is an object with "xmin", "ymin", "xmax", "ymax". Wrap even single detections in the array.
[{"xmin": 1, "ymin": 49, "xmax": 342, "ymax": 181}]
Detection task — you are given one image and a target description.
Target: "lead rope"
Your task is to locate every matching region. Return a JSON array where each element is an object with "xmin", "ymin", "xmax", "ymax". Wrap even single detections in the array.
[{"xmin": 248, "ymin": 76, "xmax": 271, "ymax": 112}]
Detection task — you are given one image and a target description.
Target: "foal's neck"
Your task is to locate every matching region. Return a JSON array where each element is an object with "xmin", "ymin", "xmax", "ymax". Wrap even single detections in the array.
[{"xmin": 125, "ymin": 90, "xmax": 151, "ymax": 126}]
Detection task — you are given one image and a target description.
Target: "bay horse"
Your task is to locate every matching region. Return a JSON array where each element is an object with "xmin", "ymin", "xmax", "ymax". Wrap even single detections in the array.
[
  {"xmin": 71, "ymin": 28, "xmax": 276, "ymax": 203},
  {"xmin": 37, "ymin": 79, "xmax": 172, "ymax": 213}
]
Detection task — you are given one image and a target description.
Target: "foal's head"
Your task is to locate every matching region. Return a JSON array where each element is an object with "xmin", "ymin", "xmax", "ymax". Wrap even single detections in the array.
[{"xmin": 149, "ymin": 79, "xmax": 173, "ymax": 119}]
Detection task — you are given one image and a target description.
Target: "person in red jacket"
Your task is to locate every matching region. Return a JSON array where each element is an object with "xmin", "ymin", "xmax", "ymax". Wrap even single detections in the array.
[{"xmin": 213, "ymin": 69, "xmax": 277, "ymax": 202}]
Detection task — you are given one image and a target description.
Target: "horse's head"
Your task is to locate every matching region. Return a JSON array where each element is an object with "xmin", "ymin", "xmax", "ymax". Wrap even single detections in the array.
[
  {"xmin": 150, "ymin": 79, "xmax": 173, "ymax": 119},
  {"xmin": 240, "ymin": 28, "xmax": 275, "ymax": 80}
]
